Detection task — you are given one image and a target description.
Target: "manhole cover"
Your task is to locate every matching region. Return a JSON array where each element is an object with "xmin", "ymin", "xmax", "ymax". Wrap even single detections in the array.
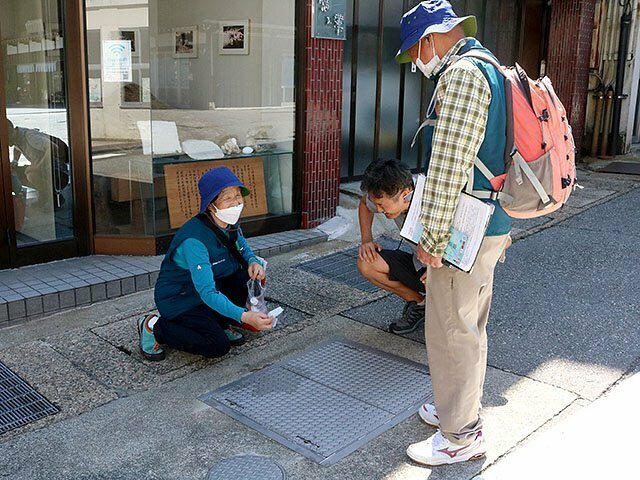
[
  {"xmin": 200, "ymin": 339, "xmax": 431, "ymax": 465},
  {"xmin": 0, "ymin": 361, "xmax": 59, "ymax": 435},
  {"xmin": 206, "ymin": 455, "xmax": 285, "ymax": 480}
]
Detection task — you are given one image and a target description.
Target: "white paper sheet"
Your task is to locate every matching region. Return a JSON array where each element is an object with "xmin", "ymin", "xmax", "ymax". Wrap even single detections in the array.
[
  {"xmin": 443, "ymin": 193, "xmax": 494, "ymax": 272},
  {"xmin": 400, "ymin": 174, "xmax": 426, "ymax": 244},
  {"xmin": 400, "ymin": 177, "xmax": 494, "ymax": 273},
  {"xmin": 136, "ymin": 121, "xmax": 182, "ymax": 155}
]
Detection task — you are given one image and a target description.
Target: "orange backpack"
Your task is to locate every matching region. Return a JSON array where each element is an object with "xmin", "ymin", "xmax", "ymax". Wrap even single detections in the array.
[{"xmin": 452, "ymin": 51, "xmax": 578, "ymax": 219}]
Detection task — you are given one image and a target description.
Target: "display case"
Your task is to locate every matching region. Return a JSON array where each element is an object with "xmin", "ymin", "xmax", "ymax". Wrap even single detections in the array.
[{"xmin": 87, "ymin": 0, "xmax": 297, "ymax": 255}]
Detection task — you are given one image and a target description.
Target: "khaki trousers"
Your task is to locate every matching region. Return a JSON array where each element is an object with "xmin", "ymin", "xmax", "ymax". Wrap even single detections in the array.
[{"xmin": 425, "ymin": 234, "xmax": 510, "ymax": 445}]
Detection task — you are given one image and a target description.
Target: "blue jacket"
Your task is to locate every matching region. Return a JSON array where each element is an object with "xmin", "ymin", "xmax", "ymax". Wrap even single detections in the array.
[
  {"xmin": 154, "ymin": 215, "xmax": 260, "ymax": 320},
  {"xmin": 423, "ymin": 39, "xmax": 512, "ymax": 236}
]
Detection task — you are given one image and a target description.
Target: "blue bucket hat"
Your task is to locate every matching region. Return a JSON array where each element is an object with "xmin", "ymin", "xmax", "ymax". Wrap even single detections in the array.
[
  {"xmin": 396, "ymin": 0, "xmax": 477, "ymax": 64},
  {"xmin": 198, "ymin": 167, "xmax": 250, "ymax": 214}
]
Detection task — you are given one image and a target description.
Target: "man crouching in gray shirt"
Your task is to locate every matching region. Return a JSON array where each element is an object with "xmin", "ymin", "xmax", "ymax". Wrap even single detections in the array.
[{"xmin": 357, "ymin": 158, "xmax": 426, "ymax": 335}]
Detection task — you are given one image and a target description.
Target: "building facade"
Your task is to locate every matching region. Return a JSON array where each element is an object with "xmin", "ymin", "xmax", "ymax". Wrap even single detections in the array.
[
  {"xmin": 0, "ymin": 0, "xmax": 599, "ymax": 269},
  {"xmin": 584, "ymin": 0, "xmax": 640, "ymax": 157}
]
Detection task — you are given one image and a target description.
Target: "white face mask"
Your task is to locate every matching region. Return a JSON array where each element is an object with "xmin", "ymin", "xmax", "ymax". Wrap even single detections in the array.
[
  {"xmin": 213, "ymin": 203, "xmax": 243, "ymax": 225},
  {"xmin": 415, "ymin": 37, "xmax": 440, "ymax": 79}
]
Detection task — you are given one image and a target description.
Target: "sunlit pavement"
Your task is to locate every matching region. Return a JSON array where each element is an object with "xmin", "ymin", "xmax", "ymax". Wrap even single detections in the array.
[{"xmin": 0, "ymin": 165, "xmax": 638, "ymax": 480}]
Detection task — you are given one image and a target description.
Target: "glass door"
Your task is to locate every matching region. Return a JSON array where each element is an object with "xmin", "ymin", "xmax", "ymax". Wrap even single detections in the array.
[{"xmin": 0, "ymin": 0, "xmax": 90, "ymax": 268}]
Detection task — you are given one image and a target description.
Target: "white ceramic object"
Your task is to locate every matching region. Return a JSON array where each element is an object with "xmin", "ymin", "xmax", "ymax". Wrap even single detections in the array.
[{"xmin": 181, "ymin": 139, "xmax": 224, "ymax": 160}]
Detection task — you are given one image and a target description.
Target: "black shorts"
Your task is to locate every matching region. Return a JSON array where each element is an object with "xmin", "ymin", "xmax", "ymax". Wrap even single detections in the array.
[{"xmin": 378, "ymin": 249, "xmax": 426, "ymax": 294}]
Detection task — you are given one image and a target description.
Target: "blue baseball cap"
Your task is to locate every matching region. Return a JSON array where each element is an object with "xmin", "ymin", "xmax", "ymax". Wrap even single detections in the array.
[
  {"xmin": 198, "ymin": 166, "xmax": 250, "ymax": 214},
  {"xmin": 396, "ymin": 0, "xmax": 477, "ymax": 64}
]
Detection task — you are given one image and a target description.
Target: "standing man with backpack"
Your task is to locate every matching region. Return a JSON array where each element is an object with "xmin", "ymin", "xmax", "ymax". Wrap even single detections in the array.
[{"xmin": 396, "ymin": 1, "xmax": 512, "ymax": 465}]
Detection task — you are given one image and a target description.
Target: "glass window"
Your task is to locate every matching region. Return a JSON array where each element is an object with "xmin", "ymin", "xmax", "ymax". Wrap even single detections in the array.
[
  {"xmin": 86, "ymin": 0, "xmax": 153, "ymax": 237},
  {"xmin": 120, "ymin": 28, "xmax": 150, "ymax": 106},
  {"xmin": 149, "ymin": 0, "xmax": 296, "ymax": 236},
  {"xmin": 2, "ymin": 0, "xmax": 75, "ymax": 246},
  {"xmin": 86, "ymin": 0, "xmax": 296, "ymax": 243}
]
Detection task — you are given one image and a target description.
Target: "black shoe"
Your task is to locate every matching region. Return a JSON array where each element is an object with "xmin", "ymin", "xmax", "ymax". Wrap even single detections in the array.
[{"xmin": 389, "ymin": 301, "xmax": 425, "ymax": 334}]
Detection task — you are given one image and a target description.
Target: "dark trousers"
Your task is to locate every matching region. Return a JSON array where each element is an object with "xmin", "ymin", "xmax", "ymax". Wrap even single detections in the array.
[{"xmin": 154, "ymin": 269, "xmax": 249, "ymax": 358}]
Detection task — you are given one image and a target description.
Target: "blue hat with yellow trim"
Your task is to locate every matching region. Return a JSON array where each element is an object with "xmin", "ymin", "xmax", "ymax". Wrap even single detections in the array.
[{"xmin": 396, "ymin": 0, "xmax": 476, "ymax": 64}]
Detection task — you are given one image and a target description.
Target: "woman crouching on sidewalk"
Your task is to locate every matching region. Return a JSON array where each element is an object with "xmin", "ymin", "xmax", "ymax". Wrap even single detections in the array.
[{"xmin": 138, "ymin": 167, "xmax": 272, "ymax": 361}]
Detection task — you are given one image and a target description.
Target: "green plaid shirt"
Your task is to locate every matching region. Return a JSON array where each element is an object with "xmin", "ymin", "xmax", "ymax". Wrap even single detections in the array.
[{"xmin": 419, "ymin": 39, "xmax": 492, "ymax": 257}]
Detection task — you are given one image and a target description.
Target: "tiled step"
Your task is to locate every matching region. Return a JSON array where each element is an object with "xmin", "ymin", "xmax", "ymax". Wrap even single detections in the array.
[{"xmin": 0, "ymin": 229, "xmax": 326, "ymax": 327}]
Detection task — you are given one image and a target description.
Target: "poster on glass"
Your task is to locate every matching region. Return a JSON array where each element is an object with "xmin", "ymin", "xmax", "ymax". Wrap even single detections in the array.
[{"xmin": 219, "ymin": 20, "xmax": 249, "ymax": 55}]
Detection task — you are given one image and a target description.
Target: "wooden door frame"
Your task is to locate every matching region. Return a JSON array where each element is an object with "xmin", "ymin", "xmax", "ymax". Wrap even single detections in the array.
[
  {"xmin": 0, "ymin": 48, "xmax": 13, "ymax": 268},
  {"xmin": 0, "ymin": 0, "xmax": 93, "ymax": 268},
  {"xmin": 65, "ymin": 0, "xmax": 93, "ymax": 257}
]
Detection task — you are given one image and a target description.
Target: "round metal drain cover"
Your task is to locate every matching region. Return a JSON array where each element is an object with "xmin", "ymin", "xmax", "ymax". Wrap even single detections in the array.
[{"xmin": 206, "ymin": 455, "xmax": 286, "ymax": 480}]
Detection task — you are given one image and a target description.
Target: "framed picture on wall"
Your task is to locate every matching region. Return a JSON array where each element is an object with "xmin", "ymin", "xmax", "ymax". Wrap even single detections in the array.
[
  {"xmin": 219, "ymin": 20, "xmax": 250, "ymax": 55},
  {"xmin": 173, "ymin": 26, "xmax": 198, "ymax": 58},
  {"xmin": 119, "ymin": 29, "xmax": 139, "ymax": 55}
]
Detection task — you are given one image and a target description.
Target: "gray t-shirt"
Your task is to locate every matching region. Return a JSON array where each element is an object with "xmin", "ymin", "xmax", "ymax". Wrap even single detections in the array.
[{"xmin": 364, "ymin": 195, "xmax": 423, "ymax": 271}]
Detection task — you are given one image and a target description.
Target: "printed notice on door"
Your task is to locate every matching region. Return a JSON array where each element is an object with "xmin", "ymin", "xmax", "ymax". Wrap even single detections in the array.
[
  {"xmin": 103, "ymin": 40, "xmax": 132, "ymax": 82},
  {"xmin": 164, "ymin": 157, "xmax": 268, "ymax": 229}
]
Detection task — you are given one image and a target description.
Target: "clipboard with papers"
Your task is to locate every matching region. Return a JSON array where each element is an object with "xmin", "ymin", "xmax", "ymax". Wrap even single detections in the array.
[{"xmin": 400, "ymin": 174, "xmax": 494, "ymax": 273}]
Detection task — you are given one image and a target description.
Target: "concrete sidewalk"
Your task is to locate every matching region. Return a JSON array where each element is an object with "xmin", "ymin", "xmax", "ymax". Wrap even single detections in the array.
[
  {"xmin": 0, "ymin": 166, "xmax": 638, "ymax": 480},
  {"xmin": 478, "ymin": 370, "xmax": 640, "ymax": 480}
]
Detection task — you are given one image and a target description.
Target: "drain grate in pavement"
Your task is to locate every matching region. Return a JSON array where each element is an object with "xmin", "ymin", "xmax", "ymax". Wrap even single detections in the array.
[
  {"xmin": 0, "ymin": 361, "xmax": 58, "ymax": 435},
  {"xmin": 206, "ymin": 455, "xmax": 286, "ymax": 480},
  {"xmin": 296, "ymin": 237, "xmax": 411, "ymax": 292},
  {"xmin": 199, "ymin": 339, "xmax": 431, "ymax": 465}
]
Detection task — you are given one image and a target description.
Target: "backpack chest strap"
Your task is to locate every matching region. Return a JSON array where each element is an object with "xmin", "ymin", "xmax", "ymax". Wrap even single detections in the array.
[{"xmin": 410, "ymin": 118, "xmax": 437, "ymax": 148}]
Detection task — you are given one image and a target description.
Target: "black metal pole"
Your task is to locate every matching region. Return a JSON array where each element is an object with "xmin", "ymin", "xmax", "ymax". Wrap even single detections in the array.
[{"xmin": 609, "ymin": 6, "xmax": 632, "ymax": 156}]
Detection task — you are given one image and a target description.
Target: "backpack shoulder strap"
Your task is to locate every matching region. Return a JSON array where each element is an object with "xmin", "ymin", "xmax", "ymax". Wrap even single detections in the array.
[
  {"xmin": 455, "ymin": 51, "xmax": 506, "ymax": 77},
  {"xmin": 458, "ymin": 51, "xmax": 518, "ymax": 167},
  {"xmin": 412, "ymin": 51, "xmax": 500, "ymax": 149},
  {"xmin": 411, "ymin": 92, "xmax": 438, "ymax": 148}
]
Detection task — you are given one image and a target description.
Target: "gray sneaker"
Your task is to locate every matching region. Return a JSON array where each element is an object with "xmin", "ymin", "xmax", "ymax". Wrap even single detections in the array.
[{"xmin": 389, "ymin": 301, "xmax": 425, "ymax": 334}]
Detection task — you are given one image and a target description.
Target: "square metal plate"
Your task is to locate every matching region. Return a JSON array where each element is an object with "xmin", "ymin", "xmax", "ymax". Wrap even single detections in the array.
[
  {"xmin": 296, "ymin": 238, "xmax": 411, "ymax": 292},
  {"xmin": 199, "ymin": 339, "xmax": 431, "ymax": 465}
]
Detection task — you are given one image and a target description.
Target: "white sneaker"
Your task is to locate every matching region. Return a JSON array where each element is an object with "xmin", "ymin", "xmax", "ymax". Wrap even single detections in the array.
[
  {"xmin": 418, "ymin": 402, "xmax": 483, "ymax": 427},
  {"xmin": 407, "ymin": 430, "xmax": 486, "ymax": 466}
]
